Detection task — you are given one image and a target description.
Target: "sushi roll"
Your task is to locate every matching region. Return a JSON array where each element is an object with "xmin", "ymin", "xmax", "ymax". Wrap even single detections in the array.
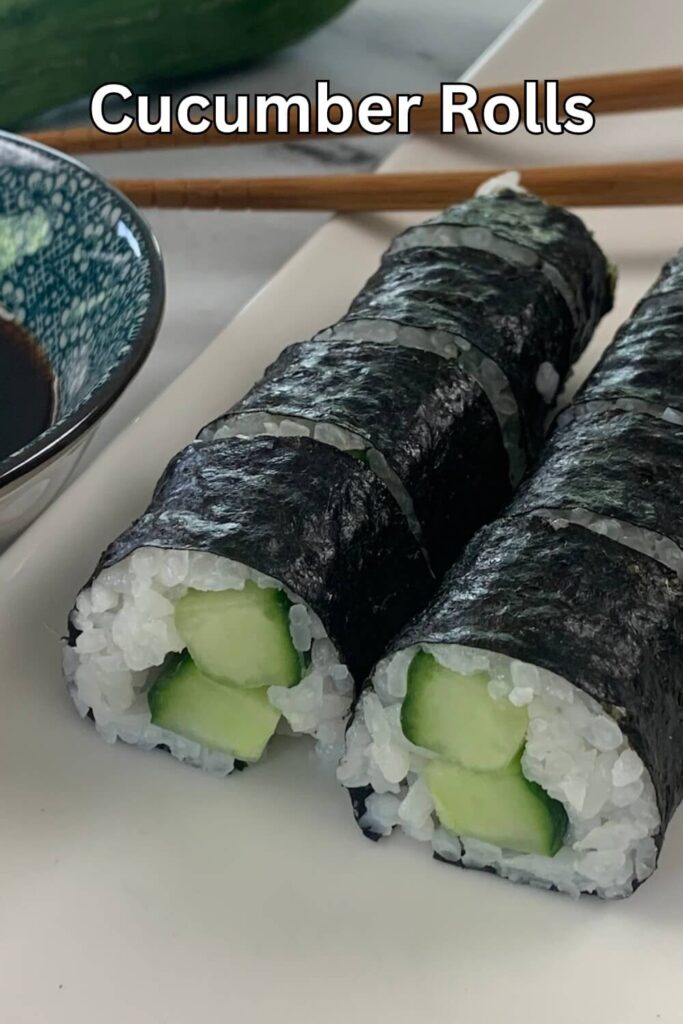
[
  {"xmin": 387, "ymin": 186, "xmax": 612, "ymax": 354},
  {"xmin": 316, "ymin": 189, "xmax": 613, "ymax": 482},
  {"xmin": 339, "ymin": 516, "xmax": 682, "ymax": 898},
  {"xmin": 65, "ymin": 436, "xmax": 433, "ymax": 772},
  {"xmin": 201, "ymin": 339, "xmax": 511, "ymax": 577},
  {"xmin": 338, "ymin": 259, "xmax": 683, "ymax": 897},
  {"xmin": 565, "ymin": 248, "xmax": 683, "ymax": 425}
]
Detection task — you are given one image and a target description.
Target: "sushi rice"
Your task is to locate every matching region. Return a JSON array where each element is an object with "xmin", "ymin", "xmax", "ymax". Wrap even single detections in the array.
[
  {"xmin": 338, "ymin": 644, "xmax": 660, "ymax": 899},
  {"xmin": 65, "ymin": 547, "xmax": 354, "ymax": 774}
]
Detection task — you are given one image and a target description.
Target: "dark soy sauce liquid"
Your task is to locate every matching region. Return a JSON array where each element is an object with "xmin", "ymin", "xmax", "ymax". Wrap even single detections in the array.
[{"xmin": 0, "ymin": 318, "xmax": 55, "ymax": 463}]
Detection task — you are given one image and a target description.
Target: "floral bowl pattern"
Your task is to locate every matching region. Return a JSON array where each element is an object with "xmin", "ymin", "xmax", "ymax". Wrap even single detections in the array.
[{"xmin": 0, "ymin": 131, "xmax": 164, "ymax": 549}]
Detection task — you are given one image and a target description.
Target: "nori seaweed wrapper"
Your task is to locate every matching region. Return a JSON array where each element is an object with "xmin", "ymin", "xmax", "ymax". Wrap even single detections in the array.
[
  {"xmin": 574, "ymin": 250, "xmax": 683, "ymax": 416},
  {"xmin": 353, "ymin": 516, "xmax": 683, "ymax": 848},
  {"xmin": 508, "ymin": 408, "xmax": 683, "ymax": 555},
  {"xmin": 205, "ymin": 339, "xmax": 511, "ymax": 577},
  {"xmin": 73, "ymin": 435, "xmax": 434, "ymax": 685},
  {"xmin": 338, "ymin": 245, "xmax": 579, "ymax": 455},
  {"xmin": 636, "ymin": 247, "xmax": 683, "ymax": 314},
  {"xmin": 388, "ymin": 189, "xmax": 614, "ymax": 345}
]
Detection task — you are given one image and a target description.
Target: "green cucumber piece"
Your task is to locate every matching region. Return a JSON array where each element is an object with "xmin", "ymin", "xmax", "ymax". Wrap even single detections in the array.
[
  {"xmin": 401, "ymin": 651, "xmax": 528, "ymax": 770},
  {"xmin": 174, "ymin": 581, "xmax": 301, "ymax": 689},
  {"xmin": 425, "ymin": 758, "xmax": 568, "ymax": 857},
  {"xmin": 0, "ymin": 0, "xmax": 354, "ymax": 127},
  {"xmin": 148, "ymin": 653, "xmax": 280, "ymax": 762}
]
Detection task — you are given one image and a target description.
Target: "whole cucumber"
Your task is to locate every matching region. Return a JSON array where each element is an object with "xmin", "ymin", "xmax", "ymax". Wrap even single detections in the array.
[{"xmin": 0, "ymin": 0, "xmax": 355, "ymax": 128}]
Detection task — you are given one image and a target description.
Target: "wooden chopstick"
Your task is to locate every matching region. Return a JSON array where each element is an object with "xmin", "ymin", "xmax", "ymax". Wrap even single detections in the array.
[
  {"xmin": 111, "ymin": 160, "xmax": 683, "ymax": 212},
  {"xmin": 26, "ymin": 66, "xmax": 683, "ymax": 156}
]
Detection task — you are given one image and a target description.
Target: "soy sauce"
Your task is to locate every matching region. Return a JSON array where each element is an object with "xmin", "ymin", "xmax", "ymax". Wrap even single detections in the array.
[{"xmin": 0, "ymin": 317, "xmax": 55, "ymax": 463}]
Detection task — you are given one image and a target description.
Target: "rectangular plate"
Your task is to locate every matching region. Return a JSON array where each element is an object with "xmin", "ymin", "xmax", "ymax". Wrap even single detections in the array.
[{"xmin": 1, "ymin": 1, "xmax": 682, "ymax": 1020}]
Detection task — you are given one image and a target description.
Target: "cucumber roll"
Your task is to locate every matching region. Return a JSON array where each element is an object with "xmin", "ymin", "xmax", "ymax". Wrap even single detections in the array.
[
  {"xmin": 388, "ymin": 187, "xmax": 613, "ymax": 354},
  {"xmin": 201, "ymin": 339, "xmax": 511, "ymax": 577},
  {"xmin": 65, "ymin": 436, "xmax": 433, "ymax": 773},
  {"xmin": 316, "ymin": 189, "xmax": 613, "ymax": 482},
  {"xmin": 565, "ymin": 249, "xmax": 683, "ymax": 426},
  {"xmin": 338, "ymin": 261, "xmax": 683, "ymax": 898},
  {"xmin": 339, "ymin": 516, "xmax": 682, "ymax": 898}
]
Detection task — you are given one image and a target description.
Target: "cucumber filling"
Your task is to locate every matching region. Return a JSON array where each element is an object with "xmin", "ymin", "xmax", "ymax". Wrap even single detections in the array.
[
  {"xmin": 175, "ymin": 581, "xmax": 302, "ymax": 689},
  {"xmin": 401, "ymin": 651, "xmax": 567, "ymax": 857},
  {"xmin": 426, "ymin": 758, "xmax": 568, "ymax": 857},
  {"xmin": 149, "ymin": 653, "xmax": 281, "ymax": 761},
  {"xmin": 402, "ymin": 651, "xmax": 527, "ymax": 770},
  {"xmin": 150, "ymin": 583, "xmax": 311, "ymax": 758},
  {"xmin": 67, "ymin": 548, "xmax": 356, "ymax": 776}
]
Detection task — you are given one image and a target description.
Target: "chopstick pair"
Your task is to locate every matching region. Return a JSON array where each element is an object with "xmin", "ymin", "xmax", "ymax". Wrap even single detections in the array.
[
  {"xmin": 24, "ymin": 65, "xmax": 683, "ymax": 211},
  {"xmin": 112, "ymin": 160, "xmax": 683, "ymax": 212}
]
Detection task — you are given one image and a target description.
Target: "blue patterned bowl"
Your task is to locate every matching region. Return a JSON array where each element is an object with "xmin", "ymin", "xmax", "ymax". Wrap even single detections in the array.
[{"xmin": 0, "ymin": 131, "xmax": 164, "ymax": 549}]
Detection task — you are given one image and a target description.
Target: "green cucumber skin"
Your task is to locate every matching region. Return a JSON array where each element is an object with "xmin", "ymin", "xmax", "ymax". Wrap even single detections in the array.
[
  {"xmin": 0, "ymin": 0, "xmax": 355, "ymax": 127},
  {"xmin": 526, "ymin": 779, "xmax": 569, "ymax": 856}
]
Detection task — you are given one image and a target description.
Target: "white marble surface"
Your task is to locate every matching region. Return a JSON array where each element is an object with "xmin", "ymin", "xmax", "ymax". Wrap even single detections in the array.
[{"xmin": 55, "ymin": 0, "xmax": 528, "ymax": 469}]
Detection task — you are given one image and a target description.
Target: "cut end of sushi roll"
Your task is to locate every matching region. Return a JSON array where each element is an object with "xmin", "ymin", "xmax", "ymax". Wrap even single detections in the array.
[
  {"xmin": 65, "ymin": 547, "xmax": 355, "ymax": 775},
  {"xmin": 64, "ymin": 434, "xmax": 434, "ymax": 776},
  {"xmin": 339, "ymin": 644, "xmax": 661, "ymax": 899}
]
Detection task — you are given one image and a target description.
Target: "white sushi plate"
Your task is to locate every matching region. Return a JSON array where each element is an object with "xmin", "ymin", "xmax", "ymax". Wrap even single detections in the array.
[{"xmin": 2, "ymin": 1, "xmax": 683, "ymax": 1021}]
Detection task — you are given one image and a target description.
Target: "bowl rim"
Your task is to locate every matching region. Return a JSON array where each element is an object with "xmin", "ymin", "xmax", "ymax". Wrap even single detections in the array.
[{"xmin": 0, "ymin": 129, "xmax": 165, "ymax": 490}]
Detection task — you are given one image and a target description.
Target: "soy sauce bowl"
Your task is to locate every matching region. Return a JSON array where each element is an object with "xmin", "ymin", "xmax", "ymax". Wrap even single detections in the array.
[{"xmin": 0, "ymin": 131, "xmax": 164, "ymax": 551}]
